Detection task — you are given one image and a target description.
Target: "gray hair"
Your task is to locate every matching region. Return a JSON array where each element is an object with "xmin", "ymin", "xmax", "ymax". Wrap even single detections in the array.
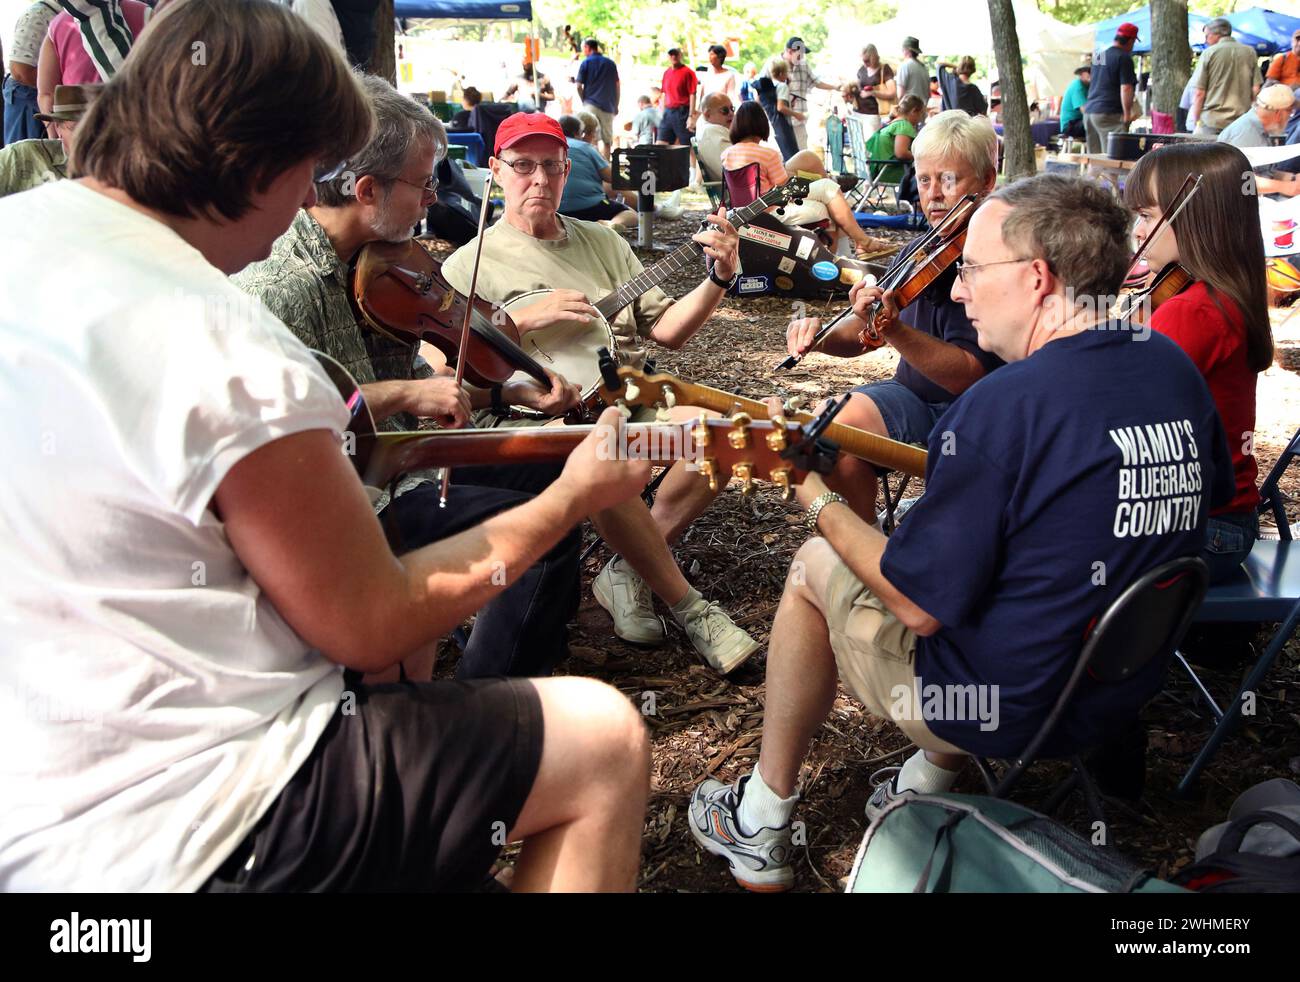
[
  {"xmin": 990, "ymin": 174, "xmax": 1133, "ymax": 301},
  {"xmin": 1206, "ymin": 17, "xmax": 1232, "ymax": 38},
  {"xmin": 316, "ymin": 72, "xmax": 446, "ymax": 206},
  {"xmin": 913, "ymin": 110, "xmax": 998, "ymax": 182}
]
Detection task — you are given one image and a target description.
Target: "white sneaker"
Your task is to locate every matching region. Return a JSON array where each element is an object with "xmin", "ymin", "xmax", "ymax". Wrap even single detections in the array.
[
  {"xmin": 592, "ymin": 558, "xmax": 666, "ymax": 645},
  {"xmin": 690, "ymin": 775, "xmax": 794, "ymax": 892},
  {"xmin": 672, "ymin": 592, "xmax": 761, "ymax": 674}
]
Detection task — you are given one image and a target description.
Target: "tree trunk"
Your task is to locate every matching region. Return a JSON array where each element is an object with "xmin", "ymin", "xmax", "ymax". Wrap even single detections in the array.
[
  {"xmin": 370, "ymin": 0, "xmax": 395, "ymax": 83},
  {"xmin": 987, "ymin": 0, "xmax": 1034, "ymax": 180},
  {"xmin": 1151, "ymin": 0, "xmax": 1190, "ymax": 123}
]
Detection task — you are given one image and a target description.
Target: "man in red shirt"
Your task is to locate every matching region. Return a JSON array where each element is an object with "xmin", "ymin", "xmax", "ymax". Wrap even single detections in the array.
[
  {"xmin": 1267, "ymin": 30, "xmax": 1300, "ymax": 90},
  {"xmin": 659, "ymin": 47, "xmax": 698, "ymax": 147}
]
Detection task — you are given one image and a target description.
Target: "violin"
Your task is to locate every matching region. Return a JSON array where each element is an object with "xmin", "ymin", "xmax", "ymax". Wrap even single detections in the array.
[
  {"xmin": 774, "ymin": 194, "xmax": 981, "ymax": 370},
  {"xmin": 348, "ymin": 238, "xmax": 553, "ymax": 391},
  {"xmin": 1120, "ymin": 261, "xmax": 1194, "ymax": 324}
]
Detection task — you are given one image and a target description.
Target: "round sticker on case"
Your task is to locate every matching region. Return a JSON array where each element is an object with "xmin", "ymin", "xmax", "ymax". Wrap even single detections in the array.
[
  {"xmin": 775, "ymin": 275, "xmax": 794, "ymax": 291},
  {"xmin": 812, "ymin": 260, "xmax": 839, "ymax": 281}
]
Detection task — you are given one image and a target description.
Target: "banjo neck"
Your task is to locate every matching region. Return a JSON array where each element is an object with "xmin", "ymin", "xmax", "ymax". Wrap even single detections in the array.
[{"xmin": 593, "ymin": 185, "xmax": 805, "ymax": 321}]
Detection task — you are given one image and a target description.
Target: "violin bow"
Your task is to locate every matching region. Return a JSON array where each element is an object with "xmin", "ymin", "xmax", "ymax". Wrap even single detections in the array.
[
  {"xmin": 774, "ymin": 194, "xmax": 979, "ymax": 372},
  {"xmin": 438, "ymin": 171, "xmax": 496, "ymax": 508},
  {"xmin": 1116, "ymin": 173, "xmax": 1202, "ymax": 320}
]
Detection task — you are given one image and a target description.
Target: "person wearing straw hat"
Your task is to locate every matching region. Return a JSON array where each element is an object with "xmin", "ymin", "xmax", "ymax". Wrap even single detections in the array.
[
  {"xmin": 0, "ymin": 82, "xmax": 99, "ymax": 197},
  {"xmin": 1217, "ymin": 84, "xmax": 1296, "ymax": 149}
]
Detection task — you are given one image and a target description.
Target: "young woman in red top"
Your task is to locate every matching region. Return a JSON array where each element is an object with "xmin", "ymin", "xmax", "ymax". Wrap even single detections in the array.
[{"xmin": 1125, "ymin": 142, "xmax": 1274, "ymax": 582}]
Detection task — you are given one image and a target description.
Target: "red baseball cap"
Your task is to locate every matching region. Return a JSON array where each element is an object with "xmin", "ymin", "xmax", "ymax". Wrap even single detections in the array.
[
  {"xmin": 494, "ymin": 112, "xmax": 567, "ymax": 155},
  {"xmin": 1116, "ymin": 22, "xmax": 1140, "ymax": 40}
]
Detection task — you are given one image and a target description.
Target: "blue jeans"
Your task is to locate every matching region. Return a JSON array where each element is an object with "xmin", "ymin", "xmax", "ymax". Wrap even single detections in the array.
[
  {"xmin": 3, "ymin": 77, "xmax": 43, "ymax": 147},
  {"xmin": 1203, "ymin": 511, "xmax": 1258, "ymax": 585}
]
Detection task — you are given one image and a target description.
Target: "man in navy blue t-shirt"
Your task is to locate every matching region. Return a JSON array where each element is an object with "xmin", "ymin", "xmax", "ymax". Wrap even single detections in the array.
[
  {"xmin": 690, "ymin": 174, "xmax": 1233, "ymax": 893},
  {"xmin": 785, "ymin": 110, "xmax": 1004, "ymax": 522},
  {"xmin": 1083, "ymin": 22, "xmax": 1139, "ymax": 154},
  {"xmin": 575, "ymin": 37, "xmax": 620, "ymax": 159}
]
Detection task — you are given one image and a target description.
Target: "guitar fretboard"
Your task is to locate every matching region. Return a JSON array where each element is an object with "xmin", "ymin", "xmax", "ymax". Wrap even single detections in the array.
[{"xmin": 594, "ymin": 191, "xmax": 791, "ymax": 321}]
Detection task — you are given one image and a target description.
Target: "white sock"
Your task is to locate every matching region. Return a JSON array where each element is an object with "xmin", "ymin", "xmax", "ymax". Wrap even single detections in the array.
[
  {"xmin": 736, "ymin": 766, "xmax": 798, "ymax": 836},
  {"xmin": 896, "ymin": 749, "xmax": 960, "ymax": 795},
  {"xmin": 669, "ymin": 586, "xmax": 702, "ymax": 618}
]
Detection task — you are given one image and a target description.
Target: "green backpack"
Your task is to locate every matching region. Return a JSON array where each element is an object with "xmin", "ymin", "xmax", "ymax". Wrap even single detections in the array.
[{"xmin": 847, "ymin": 792, "xmax": 1186, "ymax": 894}]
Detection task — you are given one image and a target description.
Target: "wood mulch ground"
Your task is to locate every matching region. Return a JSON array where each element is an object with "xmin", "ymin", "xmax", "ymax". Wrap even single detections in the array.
[{"xmin": 424, "ymin": 196, "xmax": 1300, "ymax": 892}]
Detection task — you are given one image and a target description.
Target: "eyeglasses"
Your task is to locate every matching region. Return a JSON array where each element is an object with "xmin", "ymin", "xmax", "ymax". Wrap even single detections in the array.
[
  {"xmin": 497, "ymin": 157, "xmax": 568, "ymax": 176},
  {"xmin": 393, "ymin": 175, "xmax": 439, "ymax": 199},
  {"xmin": 718, "ymin": 105, "xmax": 735, "ymax": 114},
  {"xmin": 954, "ymin": 257, "xmax": 1034, "ymax": 283}
]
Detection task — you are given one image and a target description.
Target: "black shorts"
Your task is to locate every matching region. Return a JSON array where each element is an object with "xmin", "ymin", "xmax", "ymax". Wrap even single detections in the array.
[
  {"xmin": 562, "ymin": 198, "xmax": 631, "ymax": 222},
  {"xmin": 659, "ymin": 105, "xmax": 693, "ymax": 145},
  {"xmin": 200, "ymin": 678, "xmax": 544, "ymax": 892}
]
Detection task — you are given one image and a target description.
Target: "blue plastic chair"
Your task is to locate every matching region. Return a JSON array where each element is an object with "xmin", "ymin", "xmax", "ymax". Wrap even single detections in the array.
[{"xmin": 1175, "ymin": 426, "xmax": 1300, "ymax": 793}]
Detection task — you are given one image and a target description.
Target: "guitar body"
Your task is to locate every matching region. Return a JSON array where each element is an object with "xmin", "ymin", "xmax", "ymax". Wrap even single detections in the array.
[{"xmin": 500, "ymin": 289, "xmax": 618, "ymax": 403}]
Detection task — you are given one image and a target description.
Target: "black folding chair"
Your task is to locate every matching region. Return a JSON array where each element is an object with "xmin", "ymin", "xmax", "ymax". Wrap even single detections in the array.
[
  {"xmin": 975, "ymin": 557, "xmax": 1209, "ymax": 828},
  {"xmin": 1174, "ymin": 424, "xmax": 1300, "ymax": 793}
]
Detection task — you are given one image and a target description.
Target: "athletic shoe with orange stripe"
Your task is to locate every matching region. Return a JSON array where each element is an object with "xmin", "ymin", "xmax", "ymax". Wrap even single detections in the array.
[{"xmin": 689, "ymin": 775, "xmax": 794, "ymax": 892}]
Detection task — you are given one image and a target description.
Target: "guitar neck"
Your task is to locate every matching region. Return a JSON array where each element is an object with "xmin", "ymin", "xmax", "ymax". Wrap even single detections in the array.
[
  {"xmin": 594, "ymin": 196, "xmax": 775, "ymax": 321},
  {"xmin": 659, "ymin": 384, "xmax": 929, "ymax": 479}
]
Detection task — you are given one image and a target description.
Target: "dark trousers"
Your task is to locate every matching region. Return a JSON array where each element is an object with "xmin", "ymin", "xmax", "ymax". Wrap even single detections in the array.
[
  {"xmin": 3, "ymin": 77, "xmax": 43, "ymax": 147},
  {"xmin": 380, "ymin": 461, "xmax": 580, "ymax": 678}
]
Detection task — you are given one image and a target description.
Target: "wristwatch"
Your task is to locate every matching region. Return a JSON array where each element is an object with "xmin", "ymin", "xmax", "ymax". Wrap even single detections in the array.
[
  {"xmin": 805, "ymin": 491, "xmax": 849, "ymax": 532},
  {"xmin": 708, "ymin": 264, "xmax": 739, "ymax": 291}
]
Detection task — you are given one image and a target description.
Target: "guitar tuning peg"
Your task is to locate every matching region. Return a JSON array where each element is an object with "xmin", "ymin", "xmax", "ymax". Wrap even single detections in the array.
[
  {"xmin": 699, "ymin": 457, "xmax": 720, "ymax": 492},
  {"xmin": 660, "ymin": 386, "xmax": 676, "ymax": 409},
  {"xmin": 783, "ymin": 396, "xmax": 803, "ymax": 413},
  {"xmin": 625, "ymin": 380, "xmax": 641, "ymax": 403},
  {"xmin": 616, "ymin": 400, "xmax": 632, "ymax": 419},
  {"xmin": 771, "ymin": 467, "xmax": 793, "ymax": 501},
  {"xmin": 728, "ymin": 412, "xmax": 752, "ymax": 450},
  {"xmin": 692, "ymin": 411, "xmax": 711, "ymax": 447},
  {"xmin": 766, "ymin": 416, "xmax": 789, "ymax": 452},
  {"xmin": 731, "ymin": 461, "xmax": 754, "ymax": 497},
  {"xmin": 655, "ymin": 406, "xmax": 672, "ymax": 423}
]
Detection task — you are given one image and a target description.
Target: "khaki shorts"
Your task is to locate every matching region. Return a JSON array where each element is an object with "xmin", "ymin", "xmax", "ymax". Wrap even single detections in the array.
[
  {"xmin": 583, "ymin": 104, "xmax": 615, "ymax": 146},
  {"xmin": 824, "ymin": 560, "xmax": 965, "ymax": 755}
]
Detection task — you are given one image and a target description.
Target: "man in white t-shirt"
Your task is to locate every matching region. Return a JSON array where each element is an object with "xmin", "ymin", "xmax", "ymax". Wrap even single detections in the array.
[
  {"xmin": 0, "ymin": 0, "xmax": 651, "ymax": 894},
  {"xmin": 694, "ymin": 92, "xmax": 734, "ymax": 179}
]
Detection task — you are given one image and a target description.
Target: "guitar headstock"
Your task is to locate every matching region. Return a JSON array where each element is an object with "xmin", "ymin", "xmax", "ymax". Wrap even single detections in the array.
[
  {"xmin": 597, "ymin": 363, "xmax": 702, "ymax": 421},
  {"xmin": 673, "ymin": 413, "xmax": 832, "ymax": 500}
]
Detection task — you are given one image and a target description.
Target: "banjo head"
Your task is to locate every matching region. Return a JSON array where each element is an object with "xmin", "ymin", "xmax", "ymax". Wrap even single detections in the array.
[{"xmin": 501, "ymin": 289, "xmax": 617, "ymax": 398}]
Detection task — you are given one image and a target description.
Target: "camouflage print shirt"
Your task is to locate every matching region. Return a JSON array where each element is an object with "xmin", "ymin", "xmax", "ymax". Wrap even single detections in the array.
[
  {"xmin": 232, "ymin": 209, "xmax": 435, "ymax": 508},
  {"xmin": 0, "ymin": 140, "xmax": 67, "ymax": 199}
]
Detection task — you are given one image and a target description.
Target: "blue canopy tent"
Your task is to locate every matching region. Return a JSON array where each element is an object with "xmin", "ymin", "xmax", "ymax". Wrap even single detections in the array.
[
  {"xmin": 1093, "ymin": 6, "xmax": 1275, "ymax": 55},
  {"xmin": 394, "ymin": 2, "xmax": 531, "ymax": 18},
  {"xmin": 1226, "ymin": 8, "xmax": 1300, "ymax": 54}
]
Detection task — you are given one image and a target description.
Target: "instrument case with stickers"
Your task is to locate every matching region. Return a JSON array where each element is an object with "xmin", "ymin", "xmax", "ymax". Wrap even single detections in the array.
[{"xmin": 730, "ymin": 213, "xmax": 884, "ymax": 299}]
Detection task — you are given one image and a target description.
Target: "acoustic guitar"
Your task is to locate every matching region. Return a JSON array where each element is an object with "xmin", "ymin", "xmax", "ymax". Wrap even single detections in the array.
[
  {"xmin": 314, "ymin": 350, "xmax": 848, "ymax": 498},
  {"xmin": 595, "ymin": 358, "xmax": 929, "ymax": 479}
]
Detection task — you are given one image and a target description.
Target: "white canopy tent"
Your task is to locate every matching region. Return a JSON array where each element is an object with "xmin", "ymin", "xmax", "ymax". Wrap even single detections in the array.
[{"xmin": 824, "ymin": 0, "xmax": 1093, "ymax": 102}]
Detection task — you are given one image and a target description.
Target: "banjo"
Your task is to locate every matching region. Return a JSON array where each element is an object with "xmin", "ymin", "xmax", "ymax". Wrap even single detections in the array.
[{"xmin": 499, "ymin": 175, "xmax": 814, "ymax": 410}]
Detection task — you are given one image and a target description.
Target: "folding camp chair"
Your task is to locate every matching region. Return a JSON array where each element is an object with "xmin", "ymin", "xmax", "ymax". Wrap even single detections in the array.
[
  {"xmin": 844, "ymin": 115, "xmax": 907, "ymax": 213},
  {"xmin": 975, "ymin": 557, "xmax": 1209, "ymax": 829},
  {"xmin": 1174, "ymin": 425, "xmax": 1300, "ymax": 794},
  {"xmin": 692, "ymin": 139, "xmax": 723, "ymax": 209}
]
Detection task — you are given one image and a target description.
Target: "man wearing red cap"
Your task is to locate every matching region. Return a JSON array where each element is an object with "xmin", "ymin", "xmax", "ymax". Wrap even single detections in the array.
[
  {"xmin": 442, "ymin": 112, "xmax": 764, "ymax": 676},
  {"xmin": 1083, "ymin": 22, "xmax": 1140, "ymax": 154}
]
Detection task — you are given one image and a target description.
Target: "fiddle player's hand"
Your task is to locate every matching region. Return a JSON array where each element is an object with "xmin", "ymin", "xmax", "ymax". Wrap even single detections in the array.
[
  {"xmin": 786, "ymin": 316, "xmax": 823, "ymax": 358},
  {"xmin": 408, "ymin": 376, "xmax": 472, "ymax": 428},
  {"xmin": 505, "ymin": 368, "xmax": 583, "ymax": 417},
  {"xmin": 512, "ymin": 290, "xmax": 598, "ymax": 334},
  {"xmin": 695, "ymin": 207, "xmax": 739, "ymax": 281},
  {"xmin": 558, "ymin": 406, "xmax": 653, "ymax": 512},
  {"xmin": 849, "ymin": 280, "xmax": 902, "ymax": 340}
]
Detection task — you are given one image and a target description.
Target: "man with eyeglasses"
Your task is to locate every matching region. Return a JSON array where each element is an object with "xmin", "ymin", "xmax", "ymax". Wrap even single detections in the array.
[
  {"xmin": 442, "ymin": 111, "xmax": 765, "ymax": 676},
  {"xmin": 236, "ymin": 74, "xmax": 586, "ymax": 683},
  {"xmin": 695, "ymin": 92, "xmax": 734, "ymax": 180},
  {"xmin": 690, "ymin": 173, "xmax": 1234, "ymax": 893},
  {"xmin": 784, "ymin": 110, "xmax": 1003, "ymax": 524}
]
